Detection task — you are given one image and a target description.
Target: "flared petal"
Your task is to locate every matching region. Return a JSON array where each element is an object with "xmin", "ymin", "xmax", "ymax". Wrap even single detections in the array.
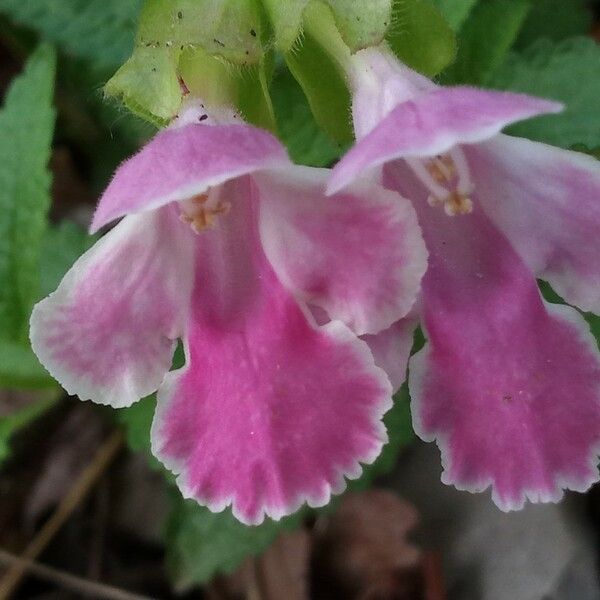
[
  {"xmin": 467, "ymin": 135, "xmax": 600, "ymax": 313},
  {"xmin": 151, "ymin": 177, "xmax": 392, "ymax": 524},
  {"xmin": 257, "ymin": 166, "xmax": 427, "ymax": 336},
  {"xmin": 30, "ymin": 207, "xmax": 194, "ymax": 408},
  {"xmin": 363, "ymin": 316, "xmax": 419, "ymax": 392},
  {"xmin": 329, "ymin": 88, "xmax": 561, "ymax": 194},
  {"xmin": 91, "ymin": 122, "xmax": 289, "ymax": 232},
  {"xmin": 386, "ymin": 164, "xmax": 600, "ymax": 510}
]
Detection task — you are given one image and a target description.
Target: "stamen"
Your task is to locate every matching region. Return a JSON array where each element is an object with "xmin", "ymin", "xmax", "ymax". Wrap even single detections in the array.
[
  {"xmin": 407, "ymin": 148, "xmax": 475, "ymax": 217},
  {"xmin": 179, "ymin": 189, "xmax": 231, "ymax": 233}
]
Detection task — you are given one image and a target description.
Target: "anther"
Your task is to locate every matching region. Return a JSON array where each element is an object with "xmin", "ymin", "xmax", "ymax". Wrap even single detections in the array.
[{"xmin": 407, "ymin": 148, "xmax": 475, "ymax": 217}]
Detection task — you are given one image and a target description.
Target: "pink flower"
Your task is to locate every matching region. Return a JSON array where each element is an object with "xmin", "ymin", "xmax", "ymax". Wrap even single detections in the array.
[
  {"xmin": 30, "ymin": 104, "xmax": 427, "ymax": 524},
  {"xmin": 329, "ymin": 47, "xmax": 600, "ymax": 511}
]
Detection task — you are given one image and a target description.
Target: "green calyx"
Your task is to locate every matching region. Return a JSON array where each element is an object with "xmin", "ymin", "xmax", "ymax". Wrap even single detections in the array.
[
  {"xmin": 105, "ymin": 0, "xmax": 272, "ymax": 127},
  {"xmin": 105, "ymin": 0, "xmax": 456, "ymax": 147}
]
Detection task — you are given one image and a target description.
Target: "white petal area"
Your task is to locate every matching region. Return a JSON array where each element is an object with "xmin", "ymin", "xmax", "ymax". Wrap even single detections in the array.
[
  {"xmin": 469, "ymin": 135, "xmax": 600, "ymax": 313},
  {"xmin": 257, "ymin": 165, "xmax": 427, "ymax": 336},
  {"xmin": 30, "ymin": 207, "xmax": 195, "ymax": 407}
]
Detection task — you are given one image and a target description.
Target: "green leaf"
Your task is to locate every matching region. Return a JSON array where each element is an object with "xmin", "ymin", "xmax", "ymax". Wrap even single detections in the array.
[
  {"xmin": 0, "ymin": 0, "xmax": 142, "ymax": 68},
  {"xmin": 271, "ymin": 66, "xmax": 344, "ymax": 166},
  {"xmin": 0, "ymin": 44, "xmax": 56, "ymax": 344},
  {"xmin": 285, "ymin": 3, "xmax": 353, "ymax": 145},
  {"xmin": 489, "ymin": 38, "xmax": 600, "ymax": 149},
  {"xmin": 327, "ymin": 0, "xmax": 393, "ymax": 52},
  {"xmin": 0, "ymin": 221, "xmax": 90, "ymax": 390},
  {"xmin": 515, "ymin": 0, "xmax": 592, "ymax": 49},
  {"xmin": 387, "ymin": 0, "xmax": 457, "ymax": 77},
  {"xmin": 117, "ymin": 394, "xmax": 158, "ymax": 454},
  {"xmin": 431, "ymin": 0, "xmax": 479, "ymax": 30},
  {"xmin": 0, "ymin": 395, "xmax": 57, "ymax": 464},
  {"xmin": 166, "ymin": 491, "xmax": 304, "ymax": 589},
  {"xmin": 442, "ymin": 0, "xmax": 531, "ymax": 85},
  {"xmin": 0, "ymin": 341, "xmax": 56, "ymax": 390},
  {"xmin": 39, "ymin": 222, "xmax": 96, "ymax": 300}
]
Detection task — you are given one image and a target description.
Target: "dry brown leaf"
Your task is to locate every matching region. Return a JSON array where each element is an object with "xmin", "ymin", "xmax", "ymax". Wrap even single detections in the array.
[{"xmin": 311, "ymin": 489, "xmax": 422, "ymax": 600}]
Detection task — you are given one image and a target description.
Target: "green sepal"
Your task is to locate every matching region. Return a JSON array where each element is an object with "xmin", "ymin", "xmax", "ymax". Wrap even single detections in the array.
[
  {"xmin": 285, "ymin": 2, "xmax": 353, "ymax": 145},
  {"xmin": 263, "ymin": 0, "xmax": 393, "ymax": 54},
  {"xmin": 326, "ymin": 0, "xmax": 393, "ymax": 52},
  {"xmin": 261, "ymin": 0, "xmax": 309, "ymax": 52},
  {"xmin": 178, "ymin": 46, "xmax": 276, "ymax": 131},
  {"xmin": 137, "ymin": 0, "xmax": 263, "ymax": 66},
  {"xmin": 105, "ymin": 45, "xmax": 182, "ymax": 126},
  {"xmin": 105, "ymin": 0, "xmax": 269, "ymax": 126},
  {"xmin": 387, "ymin": 0, "xmax": 457, "ymax": 77}
]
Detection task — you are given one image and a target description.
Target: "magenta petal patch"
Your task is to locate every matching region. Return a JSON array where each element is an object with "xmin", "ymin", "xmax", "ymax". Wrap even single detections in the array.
[
  {"xmin": 329, "ymin": 87, "xmax": 561, "ymax": 194},
  {"xmin": 411, "ymin": 302, "xmax": 600, "ymax": 510},
  {"xmin": 392, "ymin": 164, "xmax": 600, "ymax": 509},
  {"xmin": 468, "ymin": 135, "xmax": 600, "ymax": 314},
  {"xmin": 151, "ymin": 183, "xmax": 392, "ymax": 524},
  {"xmin": 92, "ymin": 123, "xmax": 289, "ymax": 231},
  {"xmin": 257, "ymin": 166, "xmax": 427, "ymax": 336},
  {"xmin": 30, "ymin": 207, "xmax": 194, "ymax": 408}
]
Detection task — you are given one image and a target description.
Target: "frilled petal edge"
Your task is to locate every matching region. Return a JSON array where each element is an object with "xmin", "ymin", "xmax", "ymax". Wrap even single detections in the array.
[{"xmin": 150, "ymin": 184, "xmax": 393, "ymax": 524}]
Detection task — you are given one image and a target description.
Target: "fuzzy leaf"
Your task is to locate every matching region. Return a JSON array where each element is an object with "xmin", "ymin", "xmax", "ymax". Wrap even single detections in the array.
[
  {"xmin": 0, "ymin": 44, "xmax": 56, "ymax": 344},
  {"xmin": 443, "ymin": 0, "xmax": 531, "ymax": 85},
  {"xmin": 0, "ymin": 342, "xmax": 56, "ymax": 390},
  {"xmin": 166, "ymin": 492, "xmax": 304, "ymax": 589},
  {"xmin": 39, "ymin": 222, "xmax": 96, "ymax": 300},
  {"xmin": 515, "ymin": 0, "xmax": 592, "ymax": 49},
  {"xmin": 387, "ymin": 0, "xmax": 457, "ymax": 76},
  {"xmin": 431, "ymin": 0, "xmax": 479, "ymax": 30},
  {"xmin": 271, "ymin": 67, "xmax": 344, "ymax": 166},
  {"xmin": 0, "ymin": 0, "xmax": 141, "ymax": 68},
  {"xmin": 490, "ymin": 38, "xmax": 600, "ymax": 149}
]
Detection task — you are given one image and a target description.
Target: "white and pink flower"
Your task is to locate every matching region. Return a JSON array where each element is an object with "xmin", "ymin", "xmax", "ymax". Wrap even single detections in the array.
[
  {"xmin": 30, "ymin": 104, "xmax": 427, "ymax": 524},
  {"xmin": 330, "ymin": 47, "xmax": 600, "ymax": 511}
]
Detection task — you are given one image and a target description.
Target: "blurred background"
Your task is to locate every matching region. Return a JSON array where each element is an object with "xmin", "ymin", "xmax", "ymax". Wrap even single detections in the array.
[{"xmin": 1, "ymin": 1, "xmax": 600, "ymax": 598}]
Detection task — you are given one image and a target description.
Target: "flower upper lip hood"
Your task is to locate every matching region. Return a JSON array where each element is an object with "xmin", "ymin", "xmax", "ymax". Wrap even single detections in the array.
[
  {"xmin": 329, "ymin": 46, "xmax": 600, "ymax": 512},
  {"xmin": 91, "ymin": 118, "xmax": 289, "ymax": 233},
  {"xmin": 30, "ymin": 103, "xmax": 428, "ymax": 524}
]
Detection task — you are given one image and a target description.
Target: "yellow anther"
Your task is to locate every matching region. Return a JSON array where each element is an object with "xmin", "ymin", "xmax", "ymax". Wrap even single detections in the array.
[
  {"xmin": 179, "ymin": 193, "xmax": 231, "ymax": 233},
  {"xmin": 426, "ymin": 155, "xmax": 456, "ymax": 185},
  {"xmin": 444, "ymin": 191, "xmax": 473, "ymax": 216}
]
